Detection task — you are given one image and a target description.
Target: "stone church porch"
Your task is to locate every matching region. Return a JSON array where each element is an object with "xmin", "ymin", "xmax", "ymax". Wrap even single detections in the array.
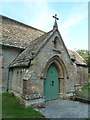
[{"xmin": 1, "ymin": 14, "xmax": 88, "ymax": 108}]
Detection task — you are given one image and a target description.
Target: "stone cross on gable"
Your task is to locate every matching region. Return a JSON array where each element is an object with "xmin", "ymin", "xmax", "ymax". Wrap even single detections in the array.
[
  {"xmin": 53, "ymin": 14, "xmax": 59, "ymax": 21},
  {"xmin": 52, "ymin": 14, "xmax": 59, "ymax": 30}
]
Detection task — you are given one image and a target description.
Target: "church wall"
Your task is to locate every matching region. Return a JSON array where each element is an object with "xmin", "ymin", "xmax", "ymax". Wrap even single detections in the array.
[
  {"xmin": 76, "ymin": 66, "xmax": 88, "ymax": 85},
  {"xmin": 82, "ymin": 67, "xmax": 88, "ymax": 84},
  {"xmin": 2, "ymin": 46, "xmax": 23, "ymax": 91},
  {"xmin": 10, "ymin": 31, "xmax": 88, "ymax": 103},
  {"xmin": 23, "ymin": 31, "xmax": 78, "ymax": 100},
  {"xmin": 0, "ymin": 45, "xmax": 2, "ymax": 91},
  {"xmin": 64, "ymin": 62, "xmax": 77, "ymax": 93},
  {"xmin": 11, "ymin": 67, "xmax": 27, "ymax": 95}
]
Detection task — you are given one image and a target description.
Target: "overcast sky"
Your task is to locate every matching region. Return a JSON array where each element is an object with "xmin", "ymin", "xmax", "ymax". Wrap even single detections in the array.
[{"xmin": 0, "ymin": 1, "xmax": 88, "ymax": 50}]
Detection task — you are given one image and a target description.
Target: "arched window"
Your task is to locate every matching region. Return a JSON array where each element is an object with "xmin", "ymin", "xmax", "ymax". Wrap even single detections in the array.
[
  {"xmin": 20, "ymin": 71, "xmax": 22, "ymax": 80},
  {"xmin": 19, "ymin": 71, "xmax": 22, "ymax": 85},
  {"xmin": 53, "ymin": 36, "xmax": 59, "ymax": 48},
  {"xmin": 16, "ymin": 71, "xmax": 19, "ymax": 80}
]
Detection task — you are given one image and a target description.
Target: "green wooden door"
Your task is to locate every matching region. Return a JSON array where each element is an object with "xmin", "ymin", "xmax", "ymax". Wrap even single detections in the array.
[{"xmin": 44, "ymin": 63, "xmax": 59, "ymax": 101}]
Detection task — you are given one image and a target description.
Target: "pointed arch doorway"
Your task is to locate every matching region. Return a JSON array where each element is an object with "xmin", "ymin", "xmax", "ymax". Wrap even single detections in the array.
[
  {"xmin": 44, "ymin": 63, "xmax": 59, "ymax": 101},
  {"xmin": 43, "ymin": 56, "xmax": 67, "ymax": 101}
]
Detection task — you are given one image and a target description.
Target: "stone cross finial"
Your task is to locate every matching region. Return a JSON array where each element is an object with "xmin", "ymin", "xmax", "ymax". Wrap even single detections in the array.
[
  {"xmin": 53, "ymin": 14, "xmax": 59, "ymax": 21},
  {"xmin": 52, "ymin": 14, "xmax": 59, "ymax": 30}
]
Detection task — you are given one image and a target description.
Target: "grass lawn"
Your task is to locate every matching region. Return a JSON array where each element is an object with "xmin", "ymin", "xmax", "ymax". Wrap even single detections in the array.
[
  {"xmin": 75, "ymin": 82, "xmax": 90, "ymax": 101},
  {"xmin": 81, "ymin": 82, "xmax": 90, "ymax": 91},
  {"xmin": 2, "ymin": 92, "xmax": 47, "ymax": 119}
]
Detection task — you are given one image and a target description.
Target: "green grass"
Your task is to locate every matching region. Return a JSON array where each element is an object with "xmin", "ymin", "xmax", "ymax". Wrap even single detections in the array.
[
  {"xmin": 89, "ymin": 74, "xmax": 90, "ymax": 82},
  {"xmin": 81, "ymin": 82, "xmax": 90, "ymax": 91},
  {"xmin": 75, "ymin": 90, "xmax": 89, "ymax": 99},
  {"xmin": 75, "ymin": 82, "xmax": 90, "ymax": 100},
  {"xmin": 0, "ymin": 93, "xmax": 2, "ymax": 119},
  {"xmin": 2, "ymin": 92, "xmax": 46, "ymax": 119},
  {"xmin": 74, "ymin": 74, "xmax": 90, "ymax": 99}
]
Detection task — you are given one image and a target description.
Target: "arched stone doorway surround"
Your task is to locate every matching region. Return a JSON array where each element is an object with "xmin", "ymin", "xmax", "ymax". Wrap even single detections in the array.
[{"xmin": 41, "ymin": 55, "xmax": 68, "ymax": 99}]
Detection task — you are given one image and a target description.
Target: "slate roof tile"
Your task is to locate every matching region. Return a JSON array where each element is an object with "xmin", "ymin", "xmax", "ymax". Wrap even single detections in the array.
[
  {"xmin": 68, "ymin": 49, "xmax": 87, "ymax": 65},
  {"xmin": 10, "ymin": 30, "xmax": 55, "ymax": 67},
  {"xmin": 0, "ymin": 15, "xmax": 45, "ymax": 48},
  {"xmin": 1, "ymin": 15, "xmax": 86, "ymax": 67}
]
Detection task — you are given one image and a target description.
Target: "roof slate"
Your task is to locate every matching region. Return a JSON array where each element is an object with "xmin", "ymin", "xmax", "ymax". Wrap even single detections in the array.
[
  {"xmin": 10, "ymin": 29, "xmax": 87, "ymax": 67},
  {"xmin": 1, "ymin": 15, "xmax": 86, "ymax": 67},
  {"xmin": 68, "ymin": 50, "xmax": 87, "ymax": 65},
  {"xmin": 10, "ymin": 29, "xmax": 55, "ymax": 67},
  {"xmin": 0, "ymin": 15, "xmax": 45, "ymax": 48}
]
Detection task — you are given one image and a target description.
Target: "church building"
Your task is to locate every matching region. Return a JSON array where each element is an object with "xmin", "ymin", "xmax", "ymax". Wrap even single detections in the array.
[{"xmin": 0, "ymin": 15, "xmax": 88, "ymax": 107}]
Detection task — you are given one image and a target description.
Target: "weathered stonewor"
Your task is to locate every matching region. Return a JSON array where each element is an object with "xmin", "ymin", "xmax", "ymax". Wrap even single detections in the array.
[{"xmin": 0, "ymin": 15, "xmax": 88, "ymax": 107}]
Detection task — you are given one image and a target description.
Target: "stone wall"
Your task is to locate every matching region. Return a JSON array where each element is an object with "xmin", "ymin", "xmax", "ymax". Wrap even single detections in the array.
[
  {"xmin": 10, "ymin": 67, "xmax": 27, "ymax": 94},
  {"xmin": 1, "ymin": 15, "xmax": 45, "ymax": 92},
  {"xmin": 2, "ymin": 46, "xmax": 23, "ymax": 91},
  {"xmin": 22, "ymin": 31, "xmax": 78, "ymax": 99},
  {"xmin": 10, "ymin": 30, "xmax": 88, "ymax": 107},
  {"xmin": 77, "ymin": 66, "xmax": 88, "ymax": 84},
  {"xmin": 0, "ymin": 45, "xmax": 2, "ymax": 91}
]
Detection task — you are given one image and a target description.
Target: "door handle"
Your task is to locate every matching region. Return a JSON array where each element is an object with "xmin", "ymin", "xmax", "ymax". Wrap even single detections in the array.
[{"xmin": 51, "ymin": 81, "xmax": 54, "ymax": 86}]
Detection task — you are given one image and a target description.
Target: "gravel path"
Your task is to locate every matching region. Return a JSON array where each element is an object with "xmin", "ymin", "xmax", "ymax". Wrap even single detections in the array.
[{"xmin": 39, "ymin": 99, "xmax": 89, "ymax": 119}]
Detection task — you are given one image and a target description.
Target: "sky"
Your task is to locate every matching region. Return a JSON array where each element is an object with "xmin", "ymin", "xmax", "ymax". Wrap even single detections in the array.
[{"xmin": 0, "ymin": 1, "xmax": 88, "ymax": 50}]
